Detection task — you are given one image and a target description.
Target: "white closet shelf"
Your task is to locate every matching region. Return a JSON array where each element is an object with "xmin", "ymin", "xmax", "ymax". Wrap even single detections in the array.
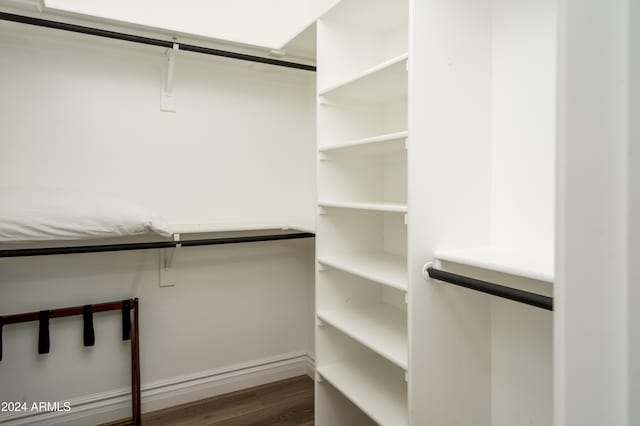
[
  {"xmin": 317, "ymin": 303, "xmax": 408, "ymax": 369},
  {"xmin": 318, "ymin": 252, "xmax": 408, "ymax": 291},
  {"xmin": 434, "ymin": 247, "xmax": 554, "ymax": 283},
  {"xmin": 318, "ymin": 200, "xmax": 408, "ymax": 213},
  {"xmin": 318, "ymin": 53, "xmax": 409, "ymax": 102},
  {"xmin": 319, "ymin": 130, "xmax": 408, "ymax": 154},
  {"xmin": 168, "ymin": 223, "xmax": 314, "ymax": 235},
  {"xmin": 318, "ymin": 356, "xmax": 408, "ymax": 426}
]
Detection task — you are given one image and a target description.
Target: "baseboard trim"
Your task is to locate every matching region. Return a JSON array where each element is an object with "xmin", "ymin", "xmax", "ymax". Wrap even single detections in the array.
[{"xmin": 0, "ymin": 352, "xmax": 316, "ymax": 426}]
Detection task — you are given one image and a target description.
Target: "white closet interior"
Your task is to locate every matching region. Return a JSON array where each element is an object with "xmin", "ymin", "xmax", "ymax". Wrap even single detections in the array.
[{"xmin": 1, "ymin": 0, "xmax": 636, "ymax": 425}]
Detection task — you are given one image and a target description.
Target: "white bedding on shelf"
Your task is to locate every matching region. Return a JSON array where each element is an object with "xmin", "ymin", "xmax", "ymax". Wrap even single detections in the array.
[{"xmin": 0, "ymin": 188, "xmax": 171, "ymax": 243}]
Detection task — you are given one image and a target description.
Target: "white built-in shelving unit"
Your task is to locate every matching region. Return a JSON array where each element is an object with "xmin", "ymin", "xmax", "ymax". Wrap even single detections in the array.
[{"xmin": 316, "ymin": 0, "xmax": 409, "ymax": 424}]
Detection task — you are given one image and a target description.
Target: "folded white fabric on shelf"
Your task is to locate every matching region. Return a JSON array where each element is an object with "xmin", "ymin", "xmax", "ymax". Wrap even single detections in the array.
[{"xmin": 0, "ymin": 187, "xmax": 171, "ymax": 242}]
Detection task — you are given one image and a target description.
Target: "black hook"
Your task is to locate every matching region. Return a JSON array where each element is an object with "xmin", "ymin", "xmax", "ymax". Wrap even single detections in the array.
[
  {"xmin": 83, "ymin": 305, "xmax": 95, "ymax": 347},
  {"xmin": 38, "ymin": 310, "xmax": 50, "ymax": 354}
]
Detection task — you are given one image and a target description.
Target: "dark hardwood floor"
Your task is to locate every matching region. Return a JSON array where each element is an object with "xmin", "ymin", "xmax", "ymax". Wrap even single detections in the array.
[{"xmin": 100, "ymin": 375, "xmax": 314, "ymax": 426}]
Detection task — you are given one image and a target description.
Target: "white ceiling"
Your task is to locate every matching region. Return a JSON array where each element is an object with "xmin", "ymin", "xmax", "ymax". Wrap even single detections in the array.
[{"xmin": 43, "ymin": 0, "xmax": 338, "ymax": 49}]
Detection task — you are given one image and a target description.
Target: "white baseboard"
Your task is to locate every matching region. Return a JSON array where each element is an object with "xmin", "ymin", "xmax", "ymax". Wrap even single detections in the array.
[{"xmin": 0, "ymin": 352, "xmax": 316, "ymax": 426}]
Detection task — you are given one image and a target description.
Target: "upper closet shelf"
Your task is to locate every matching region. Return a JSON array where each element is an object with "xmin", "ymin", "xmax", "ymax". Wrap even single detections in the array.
[
  {"xmin": 319, "ymin": 130, "xmax": 408, "ymax": 155},
  {"xmin": 318, "ymin": 200, "xmax": 407, "ymax": 213},
  {"xmin": 434, "ymin": 247, "xmax": 554, "ymax": 283},
  {"xmin": 318, "ymin": 53, "xmax": 408, "ymax": 102},
  {"xmin": 168, "ymin": 223, "xmax": 314, "ymax": 235},
  {"xmin": 318, "ymin": 252, "xmax": 407, "ymax": 291}
]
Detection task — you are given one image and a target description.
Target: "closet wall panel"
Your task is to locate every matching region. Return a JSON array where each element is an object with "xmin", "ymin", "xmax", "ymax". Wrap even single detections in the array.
[
  {"xmin": 555, "ymin": 0, "xmax": 631, "ymax": 424},
  {"xmin": 409, "ymin": 0, "xmax": 493, "ymax": 424}
]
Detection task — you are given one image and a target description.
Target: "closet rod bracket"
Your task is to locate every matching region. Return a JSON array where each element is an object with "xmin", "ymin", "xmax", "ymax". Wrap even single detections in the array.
[
  {"xmin": 161, "ymin": 41, "xmax": 179, "ymax": 112},
  {"xmin": 159, "ymin": 233, "xmax": 180, "ymax": 287}
]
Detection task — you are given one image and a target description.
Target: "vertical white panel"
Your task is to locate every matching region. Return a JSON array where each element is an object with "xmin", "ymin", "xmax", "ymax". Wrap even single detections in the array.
[
  {"xmin": 629, "ymin": 0, "xmax": 639, "ymax": 423},
  {"xmin": 408, "ymin": 0, "xmax": 493, "ymax": 424},
  {"xmin": 555, "ymin": 0, "xmax": 629, "ymax": 424},
  {"xmin": 491, "ymin": 300, "xmax": 553, "ymax": 426},
  {"xmin": 490, "ymin": 0, "xmax": 556, "ymax": 253}
]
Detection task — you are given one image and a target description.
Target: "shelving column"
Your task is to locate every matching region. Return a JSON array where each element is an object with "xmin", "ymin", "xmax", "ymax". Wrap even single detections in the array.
[{"xmin": 315, "ymin": 0, "xmax": 410, "ymax": 425}]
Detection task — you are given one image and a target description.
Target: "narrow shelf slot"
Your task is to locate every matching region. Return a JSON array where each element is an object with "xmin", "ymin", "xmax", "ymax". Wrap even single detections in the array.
[
  {"xmin": 318, "ymin": 303, "xmax": 407, "ymax": 369},
  {"xmin": 435, "ymin": 247, "xmax": 554, "ymax": 283},
  {"xmin": 318, "ymin": 253, "xmax": 407, "ymax": 291},
  {"xmin": 318, "ymin": 53, "xmax": 408, "ymax": 101},
  {"xmin": 318, "ymin": 200, "xmax": 407, "ymax": 213},
  {"xmin": 318, "ymin": 356, "xmax": 408, "ymax": 426},
  {"xmin": 319, "ymin": 130, "xmax": 408, "ymax": 154}
]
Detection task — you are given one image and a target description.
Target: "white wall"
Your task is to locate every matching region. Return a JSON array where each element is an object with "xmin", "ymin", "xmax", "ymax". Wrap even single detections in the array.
[
  {"xmin": 0, "ymin": 20, "xmax": 316, "ymax": 231},
  {"xmin": 0, "ymin": 19, "xmax": 316, "ymax": 425},
  {"xmin": 555, "ymin": 0, "xmax": 630, "ymax": 424},
  {"xmin": 0, "ymin": 240, "xmax": 315, "ymax": 425}
]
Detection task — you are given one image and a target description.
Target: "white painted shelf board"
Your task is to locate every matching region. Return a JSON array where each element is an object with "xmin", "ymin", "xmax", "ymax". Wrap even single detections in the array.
[
  {"xmin": 318, "ymin": 200, "xmax": 408, "ymax": 213},
  {"xmin": 318, "ymin": 356, "xmax": 408, "ymax": 426},
  {"xmin": 168, "ymin": 223, "xmax": 314, "ymax": 235},
  {"xmin": 318, "ymin": 252, "xmax": 408, "ymax": 291},
  {"xmin": 318, "ymin": 53, "xmax": 409, "ymax": 101},
  {"xmin": 317, "ymin": 303, "xmax": 408, "ymax": 369},
  {"xmin": 434, "ymin": 247, "xmax": 554, "ymax": 283},
  {"xmin": 319, "ymin": 130, "xmax": 408, "ymax": 154}
]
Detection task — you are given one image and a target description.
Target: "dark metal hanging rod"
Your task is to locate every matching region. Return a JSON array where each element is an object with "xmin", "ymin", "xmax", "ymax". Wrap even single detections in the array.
[
  {"xmin": 426, "ymin": 266, "xmax": 553, "ymax": 311},
  {"xmin": 0, "ymin": 12, "xmax": 316, "ymax": 72},
  {"xmin": 0, "ymin": 232, "xmax": 315, "ymax": 258}
]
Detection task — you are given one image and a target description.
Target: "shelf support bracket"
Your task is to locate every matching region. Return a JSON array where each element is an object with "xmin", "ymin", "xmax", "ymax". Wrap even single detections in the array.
[
  {"xmin": 159, "ymin": 233, "xmax": 180, "ymax": 287},
  {"xmin": 161, "ymin": 42, "xmax": 179, "ymax": 112}
]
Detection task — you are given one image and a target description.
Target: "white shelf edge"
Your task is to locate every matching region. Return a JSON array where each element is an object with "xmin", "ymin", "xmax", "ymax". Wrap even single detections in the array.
[
  {"xmin": 317, "ymin": 359, "xmax": 408, "ymax": 426},
  {"xmin": 318, "ymin": 200, "xmax": 408, "ymax": 213},
  {"xmin": 317, "ymin": 305, "xmax": 408, "ymax": 370},
  {"xmin": 317, "ymin": 255, "xmax": 408, "ymax": 292},
  {"xmin": 319, "ymin": 130, "xmax": 408, "ymax": 153},
  {"xmin": 168, "ymin": 223, "xmax": 315, "ymax": 235},
  {"xmin": 318, "ymin": 52, "xmax": 409, "ymax": 96},
  {"xmin": 434, "ymin": 247, "xmax": 554, "ymax": 283}
]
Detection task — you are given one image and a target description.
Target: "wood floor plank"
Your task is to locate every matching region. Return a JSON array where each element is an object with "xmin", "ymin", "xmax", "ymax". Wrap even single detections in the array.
[
  {"xmin": 142, "ymin": 392, "xmax": 264, "ymax": 426},
  {"xmin": 210, "ymin": 396, "xmax": 314, "ymax": 426},
  {"xmin": 98, "ymin": 375, "xmax": 314, "ymax": 426}
]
